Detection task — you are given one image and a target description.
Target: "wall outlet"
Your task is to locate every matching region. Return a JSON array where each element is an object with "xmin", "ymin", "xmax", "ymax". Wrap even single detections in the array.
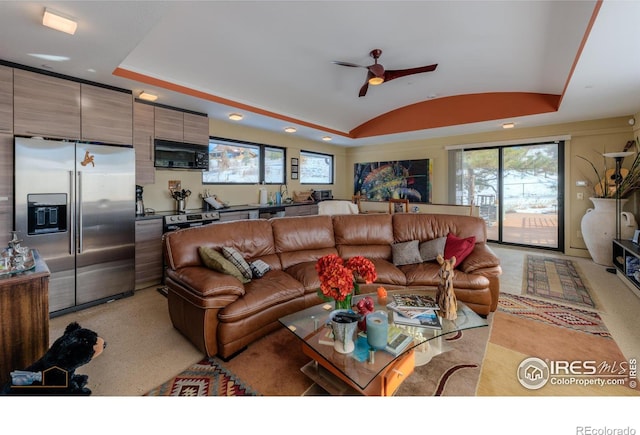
[{"xmin": 577, "ymin": 192, "xmax": 584, "ymax": 200}]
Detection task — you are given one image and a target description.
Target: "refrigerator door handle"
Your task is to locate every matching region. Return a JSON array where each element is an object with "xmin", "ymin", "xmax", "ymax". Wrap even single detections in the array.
[
  {"xmin": 77, "ymin": 171, "xmax": 83, "ymax": 254},
  {"xmin": 69, "ymin": 170, "xmax": 75, "ymax": 255}
]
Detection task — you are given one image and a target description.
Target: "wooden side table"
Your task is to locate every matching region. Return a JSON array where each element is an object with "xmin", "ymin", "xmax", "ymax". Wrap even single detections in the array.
[{"xmin": 0, "ymin": 250, "xmax": 50, "ymax": 385}]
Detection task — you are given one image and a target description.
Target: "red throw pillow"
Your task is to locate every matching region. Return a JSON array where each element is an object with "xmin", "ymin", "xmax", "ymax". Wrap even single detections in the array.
[{"xmin": 444, "ymin": 233, "xmax": 476, "ymax": 266}]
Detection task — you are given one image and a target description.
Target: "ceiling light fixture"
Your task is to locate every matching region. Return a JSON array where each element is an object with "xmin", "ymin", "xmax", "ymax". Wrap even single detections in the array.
[
  {"xmin": 138, "ymin": 91, "xmax": 158, "ymax": 102},
  {"xmin": 42, "ymin": 8, "xmax": 78, "ymax": 35},
  {"xmin": 322, "ymin": 136, "xmax": 332, "ymax": 141},
  {"xmin": 284, "ymin": 127, "xmax": 297, "ymax": 133},
  {"xmin": 502, "ymin": 122, "xmax": 515, "ymax": 129},
  {"xmin": 228, "ymin": 113, "xmax": 243, "ymax": 121},
  {"xmin": 368, "ymin": 77, "xmax": 384, "ymax": 86}
]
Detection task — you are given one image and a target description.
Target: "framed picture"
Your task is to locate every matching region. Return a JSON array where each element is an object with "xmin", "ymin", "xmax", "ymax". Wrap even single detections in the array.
[
  {"xmin": 291, "ymin": 171, "xmax": 299, "ymax": 180},
  {"xmin": 633, "ymin": 230, "xmax": 640, "ymax": 244},
  {"xmin": 291, "ymin": 158, "xmax": 299, "ymax": 165},
  {"xmin": 354, "ymin": 159, "xmax": 432, "ymax": 203}
]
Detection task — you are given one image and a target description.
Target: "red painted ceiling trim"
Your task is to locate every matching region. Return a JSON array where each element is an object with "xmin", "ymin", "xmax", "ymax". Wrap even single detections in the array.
[{"xmin": 349, "ymin": 92, "xmax": 561, "ymax": 139}]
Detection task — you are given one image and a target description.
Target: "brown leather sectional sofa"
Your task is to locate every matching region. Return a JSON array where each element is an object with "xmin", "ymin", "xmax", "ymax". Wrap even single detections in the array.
[{"xmin": 163, "ymin": 213, "xmax": 502, "ymax": 359}]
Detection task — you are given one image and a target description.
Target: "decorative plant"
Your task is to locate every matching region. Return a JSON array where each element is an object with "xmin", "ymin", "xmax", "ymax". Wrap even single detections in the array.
[
  {"xmin": 577, "ymin": 139, "xmax": 640, "ymax": 199},
  {"xmin": 315, "ymin": 254, "xmax": 377, "ymax": 310}
]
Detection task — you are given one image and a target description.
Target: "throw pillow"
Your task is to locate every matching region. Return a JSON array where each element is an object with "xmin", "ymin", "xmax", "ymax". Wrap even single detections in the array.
[
  {"xmin": 199, "ymin": 246, "xmax": 250, "ymax": 283},
  {"xmin": 443, "ymin": 233, "xmax": 476, "ymax": 265},
  {"xmin": 418, "ymin": 236, "xmax": 447, "ymax": 262},
  {"xmin": 250, "ymin": 259, "xmax": 271, "ymax": 278},
  {"xmin": 391, "ymin": 240, "xmax": 422, "ymax": 266},
  {"xmin": 221, "ymin": 246, "xmax": 253, "ymax": 280}
]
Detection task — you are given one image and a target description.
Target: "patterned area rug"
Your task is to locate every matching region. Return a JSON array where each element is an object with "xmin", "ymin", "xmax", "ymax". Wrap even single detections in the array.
[
  {"xmin": 498, "ymin": 293, "xmax": 610, "ymax": 338},
  {"xmin": 524, "ymin": 255, "xmax": 596, "ymax": 308},
  {"xmin": 145, "ymin": 358, "xmax": 259, "ymax": 396}
]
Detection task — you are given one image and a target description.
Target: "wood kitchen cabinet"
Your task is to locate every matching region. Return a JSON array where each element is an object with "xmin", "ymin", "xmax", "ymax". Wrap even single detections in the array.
[
  {"xmin": 155, "ymin": 106, "xmax": 209, "ymax": 145},
  {"xmin": 183, "ymin": 112, "xmax": 210, "ymax": 145},
  {"xmin": 81, "ymin": 84, "xmax": 133, "ymax": 145},
  {"xmin": 135, "ymin": 218, "xmax": 163, "ymax": 289},
  {"xmin": 134, "ymin": 101, "xmax": 155, "ymax": 185},
  {"xmin": 285, "ymin": 203, "xmax": 319, "ymax": 216},
  {"xmin": 13, "ymin": 69, "xmax": 81, "ymax": 139},
  {"xmin": 0, "ymin": 251, "xmax": 50, "ymax": 386},
  {"xmin": 0, "ymin": 134, "xmax": 12, "ymax": 239},
  {"xmin": 154, "ymin": 106, "xmax": 184, "ymax": 142},
  {"xmin": 0, "ymin": 65, "xmax": 12, "ymax": 134}
]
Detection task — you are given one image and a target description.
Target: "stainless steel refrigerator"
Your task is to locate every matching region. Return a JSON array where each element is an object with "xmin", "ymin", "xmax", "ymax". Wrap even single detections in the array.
[{"xmin": 14, "ymin": 137, "xmax": 135, "ymax": 314}]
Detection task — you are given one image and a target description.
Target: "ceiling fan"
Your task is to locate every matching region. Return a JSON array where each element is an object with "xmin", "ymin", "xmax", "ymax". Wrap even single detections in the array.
[{"xmin": 332, "ymin": 49, "xmax": 438, "ymax": 97}]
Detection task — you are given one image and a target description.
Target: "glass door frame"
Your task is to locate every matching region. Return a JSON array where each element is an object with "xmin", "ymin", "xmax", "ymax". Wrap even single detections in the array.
[{"xmin": 449, "ymin": 141, "xmax": 565, "ymax": 252}]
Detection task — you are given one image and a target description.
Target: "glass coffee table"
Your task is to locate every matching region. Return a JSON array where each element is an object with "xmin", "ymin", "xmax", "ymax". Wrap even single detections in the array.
[{"xmin": 279, "ymin": 290, "xmax": 488, "ymax": 396}]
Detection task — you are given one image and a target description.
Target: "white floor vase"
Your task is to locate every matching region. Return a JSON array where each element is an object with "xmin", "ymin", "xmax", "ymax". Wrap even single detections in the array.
[{"xmin": 581, "ymin": 197, "xmax": 637, "ymax": 266}]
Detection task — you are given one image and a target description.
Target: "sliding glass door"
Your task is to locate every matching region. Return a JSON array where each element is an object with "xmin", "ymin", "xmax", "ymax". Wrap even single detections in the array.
[{"xmin": 450, "ymin": 141, "xmax": 563, "ymax": 250}]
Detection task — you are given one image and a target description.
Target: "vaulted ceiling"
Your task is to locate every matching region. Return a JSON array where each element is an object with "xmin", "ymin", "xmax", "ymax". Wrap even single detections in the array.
[{"xmin": 1, "ymin": 1, "xmax": 639, "ymax": 146}]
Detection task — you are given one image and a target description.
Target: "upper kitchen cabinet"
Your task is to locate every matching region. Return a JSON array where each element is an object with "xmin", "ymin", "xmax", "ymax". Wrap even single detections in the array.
[
  {"xmin": 81, "ymin": 84, "xmax": 133, "ymax": 145},
  {"xmin": 14, "ymin": 69, "xmax": 81, "ymax": 139},
  {"xmin": 154, "ymin": 107, "xmax": 184, "ymax": 142},
  {"xmin": 134, "ymin": 101, "xmax": 155, "ymax": 185},
  {"xmin": 155, "ymin": 106, "xmax": 209, "ymax": 145},
  {"xmin": 183, "ymin": 112, "xmax": 209, "ymax": 145},
  {"xmin": 0, "ymin": 66, "xmax": 12, "ymax": 134}
]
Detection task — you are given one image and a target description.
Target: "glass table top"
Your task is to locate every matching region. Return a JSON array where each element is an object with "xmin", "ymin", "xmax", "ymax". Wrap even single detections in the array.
[{"xmin": 279, "ymin": 289, "xmax": 488, "ymax": 391}]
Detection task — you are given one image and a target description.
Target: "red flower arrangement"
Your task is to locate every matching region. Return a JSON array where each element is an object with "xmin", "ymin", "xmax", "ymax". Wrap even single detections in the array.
[{"xmin": 315, "ymin": 254, "xmax": 377, "ymax": 309}]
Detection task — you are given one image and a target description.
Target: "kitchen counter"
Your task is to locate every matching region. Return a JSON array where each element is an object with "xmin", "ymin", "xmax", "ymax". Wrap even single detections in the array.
[{"xmin": 135, "ymin": 202, "xmax": 318, "ymax": 221}]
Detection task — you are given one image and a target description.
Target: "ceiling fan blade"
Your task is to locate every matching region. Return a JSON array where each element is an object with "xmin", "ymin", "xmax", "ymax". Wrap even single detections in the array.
[
  {"xmin": 332, "ymin": 60, "xmax": 367, "ymax": 68},
  {"xmin": 359, "ymin": 72, "xmax": 374, "ymax": 97},
  {"xmin": 384, "ymin": 63, "xmax": 438, "ymax": 82}
]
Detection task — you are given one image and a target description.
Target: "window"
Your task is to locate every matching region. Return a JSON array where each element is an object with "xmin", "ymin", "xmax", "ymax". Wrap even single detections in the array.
[
  {"xmin": 300, "ymin": 150, "xmax": 334, "ymax": 184},
  {"xmin": 203, "ymin": 137, "xmax": 285, "ymax": 184}
]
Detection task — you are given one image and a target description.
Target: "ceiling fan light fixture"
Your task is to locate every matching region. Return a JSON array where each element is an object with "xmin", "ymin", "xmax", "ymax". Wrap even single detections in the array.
[
  {"xmin": 43, "ymin": 8, "xmax": 78, "ymax": 35},
  {"xmin": 284, "ymin": 127, "xmax": 297, "ymax": 133},
  {"xmin": 322, "ymin": 136, "xmax": 332, "ymax": 141},
  {"xmin": 368, "ymin": 77, "xmax": 384, "ymax": 86},
  {"xmin": 138, "ymin": 91, "xmax": 158, "ymax": 102},
  {"xmin": 502, "ymin": 122, "xmax": 515, "ymax": 129},
  {"xmin": 228, "ymin": 113, "xmax": 244, "ymax": 121}
]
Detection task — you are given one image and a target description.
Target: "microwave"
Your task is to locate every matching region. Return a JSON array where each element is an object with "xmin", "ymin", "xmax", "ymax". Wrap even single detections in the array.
[
  {"xmin": 312, "ymin": 190, "xmax": 333, "ymax": 201},
  {"xmin": 154, "ymin": 139, "xmax": 209, "ymax": 170}
]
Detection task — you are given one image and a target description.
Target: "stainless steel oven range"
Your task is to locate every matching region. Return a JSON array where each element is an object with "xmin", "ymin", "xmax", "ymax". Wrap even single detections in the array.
[{"xmin": 162, "ymin": 211, "xmax": 220, "ymax": 233}]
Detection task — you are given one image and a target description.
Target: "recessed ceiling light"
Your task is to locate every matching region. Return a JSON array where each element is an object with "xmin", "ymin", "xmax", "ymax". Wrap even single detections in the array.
[
  {"xmin": 42, "ymin": 8, "xmax": 78, "ymax": 35},
  {"xmin": 138, "ymin": 91, "xmax": 158, "ymax": 102},
  {"xmin": 284, "ymin": 127, "xmax": 297, "ymax": 133},
  {"xmin": 502, "ymin": 122, "xmax": 515, "ymax": 129},
  {"xmin": 228, "ymin": 113, "xmax": 243, "ymax": 121},
  {"xmin": 322, "ymin": 136, "xmax": 332, "ymax": 141},
  {"xmin": 28, "ymin": 53, "xmax": 70, "ymax": 62}
]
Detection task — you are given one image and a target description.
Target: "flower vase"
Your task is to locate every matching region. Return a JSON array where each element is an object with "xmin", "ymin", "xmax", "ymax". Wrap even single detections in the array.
[
  {"xmin": 581, "ymin": 198, "xmax": 637, "ymax": 266},
  {"xmin": 334, "ymin": 293, "xmax": 353, "ymax": 310}
]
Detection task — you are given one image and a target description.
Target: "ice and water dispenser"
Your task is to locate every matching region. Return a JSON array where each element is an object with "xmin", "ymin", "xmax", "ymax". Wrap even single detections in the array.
[{"xmin": 26, "ymin": 193, "xmax": 67, "ymax": 235}]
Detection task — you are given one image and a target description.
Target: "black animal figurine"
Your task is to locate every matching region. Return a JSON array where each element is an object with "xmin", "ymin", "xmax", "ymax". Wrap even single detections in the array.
[{"xmin": 1, "ymin": 322, "xmax": 106, "ymax": 395}]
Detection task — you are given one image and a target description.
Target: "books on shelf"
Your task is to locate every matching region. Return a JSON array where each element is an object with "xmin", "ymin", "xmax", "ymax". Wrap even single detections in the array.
[
  {"xmin": 392, "ymin": 310, "xmax": 442, "ymax": 330},
  {"xmin": 391, "ymin": 294, "xmax": 439, "ymax": 310}
]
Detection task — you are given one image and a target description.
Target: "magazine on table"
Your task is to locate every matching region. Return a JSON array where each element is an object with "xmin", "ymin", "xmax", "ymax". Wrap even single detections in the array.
[
  {"xmin": 387, "ymin": 301, "xmax": 439, "ymax": 318},
  {"xmin": 391, "ymin": 294, "xmax": 439, "ymax": 310},
  {"xmin": 384, "ymin": 325, "xmax": 414, "ymax": 356},
  {"xmin": 392, "ymin": 310, "xmax": 442, "ymax": 329}
]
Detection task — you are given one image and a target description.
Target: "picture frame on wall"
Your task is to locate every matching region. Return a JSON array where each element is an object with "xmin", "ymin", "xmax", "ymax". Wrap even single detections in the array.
[
  {"xmin": 291, "ymin": 171, "xmax": 299, "ymax": 180},
  {"xmin": 291, "ymin": 158, "xmax": 299, "ymax": 165}
]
